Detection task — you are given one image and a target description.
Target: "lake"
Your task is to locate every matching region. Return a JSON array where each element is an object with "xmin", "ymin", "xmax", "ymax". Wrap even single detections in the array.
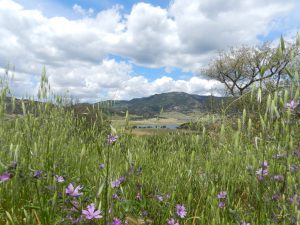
[{"xmin": 133, "ymin": 124, "xmax": 179, "ymax": 129}]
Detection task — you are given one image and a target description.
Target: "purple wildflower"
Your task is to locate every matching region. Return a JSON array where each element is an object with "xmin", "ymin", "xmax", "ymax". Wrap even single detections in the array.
[
  {"xmin": 0, "ymin": 172, "xmax": 11, "ymax": 183},
  {"xmin": 257, "ymin": 175, "xmax": 264, "ymax": 181},
  {"xmin": 157, "ymin": 195, "xmax": 164, "ymax": 201},
  {"xmin": 56, "ymin": 175, "xmax": 65, "ymax": 183},
  {"xmin": 261, "ymin": 161, "xmax": 268, "ymax": 168},
  {"xmin": 71, "ymin": 218, "xmax": 80, "ymax": 224},
  {"xmin": 111, "ymin": 177, "xmax": 126, "ymax": 188},
  {"xmin": 111, "ymin": 218, "xmax": 122, "ymax": 225},
  {"xmin": 168, "ymin": 218, "xmax": 180, "ymax": 225},
  {"xmin": 33, "ymin": 170, "xmax": 43, "ymax": 178},
  {"xmin": 176, "ymin": 204, "xmax": 187, "ymax": 218},
  {"xmin": 272, "ymin": 194, "xmax": 280, "ymax": 201},
  {"xmin": 240, "ymin": 222, "xmax": 250, "ymax": 225},
  {"xmin": 256, "ymin": 168, "xmax": 268, "ymax": 180},
  {"xmin": 111, "ymin": 179, "xmax": 121, "ymax": 188},
  {"xmin": 107, "ymin": 134, "xmax": 118, "ymax": 145},
  {"xmin": 66, "ymin": 183, "xmax": 83, "ymax": 197},
  {"xmin": 286, "ymin": 100, "xmax": 299, "ymax": 110},
  {"xmin": 119, "ymin": 176, "xmax": 126, "ymax": 183},
  {"xmin": 293, "ymin": 151, "xmax": 300, "ymax": 157},
  {"xmin": 82, "ymin": 203, "xmax": 102, "ymax": 220},
  {"xmin": 218, "ymin": 201, "xmax": 225, "ymax": 209},
  {"xmin": 65, "ymin": 215, "xmax": 81, "ymax": 224},
  {"xmin": 217, "ymin": 191, "xmax": 227, "ymax": 199},
  {"xmin": 290, "ymin": 165, "xmax": 299, "ymax": 173},
  {"xmin": 288, "ymin": 194, "xmax": 300, "ymax": 205},
  {"xmin": 256, "ymin": 161, "xmax": 269, "ymax": 180},
  {"xmin": 142, "ymin": 210, "xmax": 148, "ymax": 217},
  {"xmin": 99, "ymin": 163, "xmax": 105, "ymax": 169},
  {"xmin": 71, "ymin": 200, "xmax": 79, "ymax": 206},
  {"xmin": 112, "ymin": 193, "xmax": 119, "ymax": 200},
  {"xmin": 272, "ymin": 175, "xmax": 284, "ymax": 182}
]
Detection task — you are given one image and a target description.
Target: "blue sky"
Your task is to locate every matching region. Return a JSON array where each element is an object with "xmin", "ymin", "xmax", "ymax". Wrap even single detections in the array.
[
  {"xmin": 1, "ymin": 0, "xmax": 299, "ymax": 101},
  {"xmin": 63, "ymin": 0, "xmax": 171, "ymax": 12},
  {"xmin": 14, "ymin": 0, "xmax": 170, "ymax": 18}
]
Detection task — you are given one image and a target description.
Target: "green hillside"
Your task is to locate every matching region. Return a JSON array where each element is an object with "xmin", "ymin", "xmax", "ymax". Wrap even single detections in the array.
[{"xmin": 101, "ymin": 92, "xmax": 229, "ymax": 117}]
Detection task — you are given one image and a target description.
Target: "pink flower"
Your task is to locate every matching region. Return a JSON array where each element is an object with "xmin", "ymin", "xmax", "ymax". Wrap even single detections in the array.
[
  {"xmin": 261, "ymin": 161, "xmax": 268, "ymax": 168},
  {"xmin": 156, "ymin": 195, "xmax": 164, "ymax": 201},
  {"xmin": 217, "ymin": 191, "xmax": 227, "ymax": 199},
  {"xmin": 111, "ymin": 177, "xmax": 126, "ymax": 188},
  {"xmin": 286, "ymin": 100, "xmax": 299, "ymax": 110},
  {"xmin": 218, "ymin": 201, "xmax": 225, "ymax": 209},
  {"xmin": 168, "ymin": 218, "xmax": 180, "ymax": 225},
  {"xmin": 55, "ymin": 175, "xmax": 65, "ymax": 183},
  {"xmin": 176, "ymin": 204, "xmax": 187, "ymax": 218},
  {"xmin": 111, "ymin": 179, "xmax": 121, "ymax": 188},
  {"xmin": 272, "ymin": 175, "xmax": 284, "ymax": 182},
  {"xmin": 107, "ymin": 134, "xmax": 118, "ymax": 144},
  {"xmin": 256, "ymin": 168, "xmax": 268, "ymax": 181},
  {"xmin": 66, "ymin": 183, "xmax": 83, "ymax": 197},
  {"xmin": 82, "ymin": 203, "xmax": 102, "ymax": 220},
  {"xmin": 0, "ymin": 172, "xmax": 11, "ymax": 183},
  {"xmin": 111, "ymin": 218, "xmax": 122, "ymax": 225}
]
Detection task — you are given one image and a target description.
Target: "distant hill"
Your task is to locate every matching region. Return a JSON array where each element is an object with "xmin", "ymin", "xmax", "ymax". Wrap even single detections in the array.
[
  {"xmin": 4, "ymin": 92, "xmax": 231, "ymax": 118},
  {"xmin": 98, "ymin": 92, "xmax": 229, "ymax": 117}
]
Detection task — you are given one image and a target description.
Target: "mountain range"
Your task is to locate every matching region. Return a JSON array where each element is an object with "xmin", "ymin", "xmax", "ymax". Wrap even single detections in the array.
[
  {"xmin": 5, "ymin": 92, "xmax": 230, "ymax": 118},
  {"xmin": 96, "ymin": 92, "xmax": 229, "ymax": 117}
]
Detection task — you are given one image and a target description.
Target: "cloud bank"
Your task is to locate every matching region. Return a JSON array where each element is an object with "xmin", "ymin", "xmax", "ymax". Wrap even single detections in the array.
[{"xmin": 0, "ymin": 0, "xmax": 298, "ymax": 101}]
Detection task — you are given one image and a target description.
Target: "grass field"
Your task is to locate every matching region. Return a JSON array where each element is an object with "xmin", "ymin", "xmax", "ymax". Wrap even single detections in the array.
[{"xmin": 0, "ymin": 82, "xmax": 300, "ymax": 225}]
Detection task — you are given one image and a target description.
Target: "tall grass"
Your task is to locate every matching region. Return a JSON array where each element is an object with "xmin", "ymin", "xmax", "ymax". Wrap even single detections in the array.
[{"xmin": 0, "ymin": 44, "xmax": 300, "ymax": 224}]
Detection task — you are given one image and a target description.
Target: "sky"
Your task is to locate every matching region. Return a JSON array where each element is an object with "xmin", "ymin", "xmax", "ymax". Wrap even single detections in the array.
[{"xmin": 0, "ymin": 0, "xmax": 299, "ymax": 102}]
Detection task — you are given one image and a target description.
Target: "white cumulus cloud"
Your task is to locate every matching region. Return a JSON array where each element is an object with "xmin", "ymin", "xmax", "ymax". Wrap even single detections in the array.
[
  {"xmin": 0, "ymin": 0, "xmax": 299, "ymax": 101},
  {"xmin": 72, "ymin": 4, "xmax": 94, "ymax": 17}
]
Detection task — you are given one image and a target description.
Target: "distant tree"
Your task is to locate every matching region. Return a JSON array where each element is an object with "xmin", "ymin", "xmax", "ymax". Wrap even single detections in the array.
[{"xmin": 203, "ymin": 36, "xmax": 300, "ymax": 96}]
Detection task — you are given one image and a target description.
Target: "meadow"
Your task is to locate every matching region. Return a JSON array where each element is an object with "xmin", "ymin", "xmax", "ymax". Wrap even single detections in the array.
[{"xmin": 0, "ymin": 75, "xmax": 300, "ymax": 225}]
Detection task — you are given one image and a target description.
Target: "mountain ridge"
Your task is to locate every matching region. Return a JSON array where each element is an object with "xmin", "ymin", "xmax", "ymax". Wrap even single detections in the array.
[
  {"xmin": 96, "ymin": 92, "xmax": 229, "ymax": 117},
  {"xmin": 4, "ymin": 92, "xmax": 231, "ymax": 118}
]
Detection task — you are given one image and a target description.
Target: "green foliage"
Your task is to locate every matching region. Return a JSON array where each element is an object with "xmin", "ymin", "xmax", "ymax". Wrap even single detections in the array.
[
  {"xmin": 104, "ymin": 92, "xmax": 227, "ymax": 117},
  {"xmin": 204, "ymin": 35, "xmax": 300, "ymax": 96}
]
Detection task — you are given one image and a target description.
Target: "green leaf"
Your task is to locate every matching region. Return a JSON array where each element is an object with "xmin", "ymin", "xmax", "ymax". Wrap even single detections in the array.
[
  {"xmin": 285, "ymin": 68, "xmax": 293, "ymax": 79},
  {"xmin": 5, "ymin": 211, "xmax": 15, "ymax": 225},
  {"xmin": 296, "ymin": 32, "xmax": 300, "ymax": 46},
  {"xmin": 23, "ymin": 205, "xmax": 41, "ymax": 210},
  {"xmin": 280, "ymin": 35, "xmax": 285, "ymax": 52},
  {"xmin": 110, "ymin": 124, "xmax": 117, "ymax": 134},
  {"xmin": 259, "ymin": 65, "xmax": 266, "ymax": 77},
  {"xmin": 276, "ymin": 46, "xmax": 283, "ymax": 58}
]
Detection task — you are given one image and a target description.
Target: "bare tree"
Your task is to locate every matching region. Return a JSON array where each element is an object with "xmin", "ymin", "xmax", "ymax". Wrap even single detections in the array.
[{"xmin": 203, "ymin": 37, "xmax": 300, "ymax": 96}]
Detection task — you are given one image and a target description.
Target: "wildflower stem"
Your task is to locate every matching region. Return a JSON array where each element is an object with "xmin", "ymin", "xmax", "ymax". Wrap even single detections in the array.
[{"xmin": 104, "ymin": 144, "xmax": 110, "ymax": 225}]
